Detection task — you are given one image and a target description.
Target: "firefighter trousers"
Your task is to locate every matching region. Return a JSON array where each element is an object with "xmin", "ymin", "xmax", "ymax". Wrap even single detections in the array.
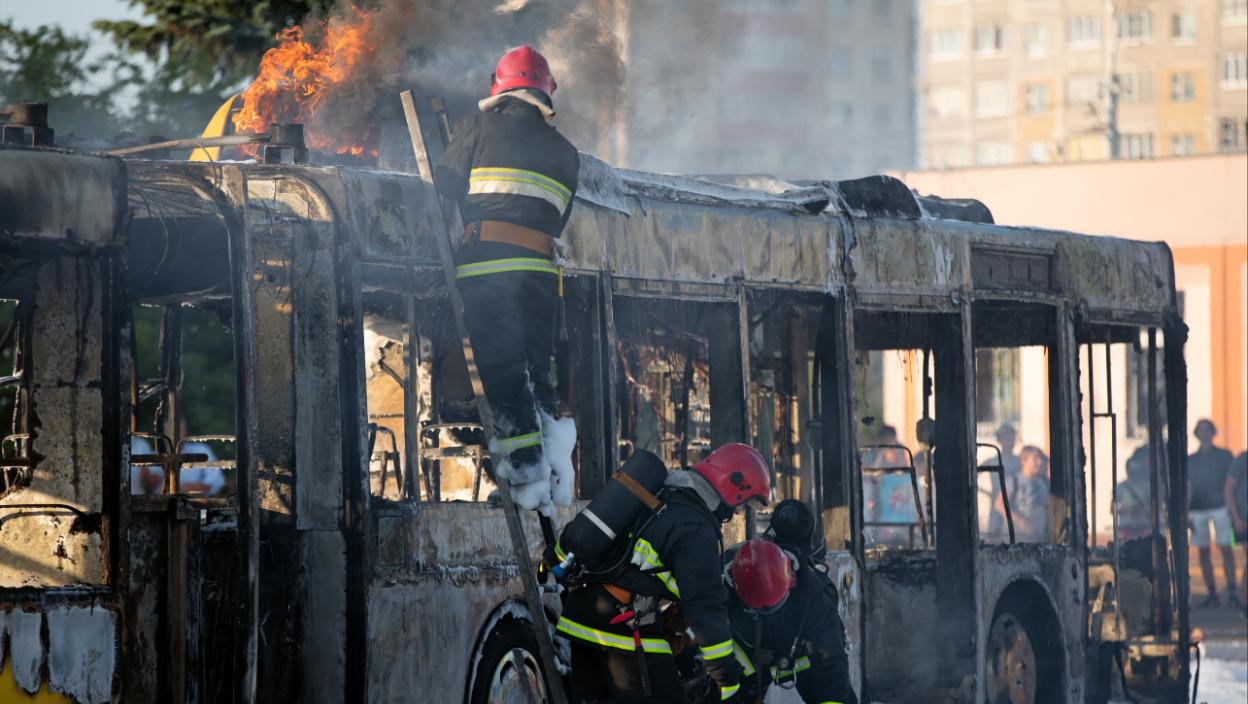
[
  {"xmin": 455, "ymin": 242, "xmax": 558, "ymax": 474},
  {"xmin": 569, "ymin": 641, "xmax": 689, "ymax": 704}
]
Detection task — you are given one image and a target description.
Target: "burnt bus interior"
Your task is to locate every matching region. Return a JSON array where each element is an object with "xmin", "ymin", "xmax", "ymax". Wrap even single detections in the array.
[
  {"xmin": 0, "ymin": 138, "xmax": 1191, "ymax": 704},
  {"xmin": 1079, "ymin": 321, "xmax": 1187, "ymax": 699}
]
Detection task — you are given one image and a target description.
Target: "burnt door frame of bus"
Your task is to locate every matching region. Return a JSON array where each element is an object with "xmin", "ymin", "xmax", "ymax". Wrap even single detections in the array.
[
  {"xmin": 1162, "ymin": 314, "xmax": 1190, "ymax": 695},
  {"xmin": 0, "ymin": 246, "xmax": 129, "ymax": 588},
  {"xmin": 605, "ymin": 278, "xmax": 751, "ymax": 523},
  {"xmin": 1075, "ymin": 308, "xmax": 1192, "ymax": 697},
  {"xmin": 744, "ymin": 287, "xmax": 828, "ymax": 509},
  {"xmin": 0, "ymin": 245, "xmax": 129, "ymax": 698},
  {"xmin": 970, "ymin": 296, "xmax": 1076, "ymax": 547},
  {"xmin": 219, "ymin": 167, "xmax": 262, "ymax": 704},
  {"xmin": 846, "ymin": 293, "xmax": 980, "ymax": 693},
  {"xmin": 815, "ymin": 292, "xmax": 860, "ymax": 555}
]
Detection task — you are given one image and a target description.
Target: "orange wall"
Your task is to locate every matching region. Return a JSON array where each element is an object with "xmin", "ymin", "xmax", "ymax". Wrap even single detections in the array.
[
  {"xmin": 1173, "ymin": 245, "xmax": 1248, "ymax": 454},
  {"xmin": 893, "ymin": 155, "xmax": 1248, "ymax": 454}
]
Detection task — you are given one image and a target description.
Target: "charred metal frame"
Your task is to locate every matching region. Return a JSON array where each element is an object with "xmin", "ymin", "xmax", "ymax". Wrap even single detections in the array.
[{"xmin": 1, "ymin": 142, "xmax": 1192, "ymax": 703}]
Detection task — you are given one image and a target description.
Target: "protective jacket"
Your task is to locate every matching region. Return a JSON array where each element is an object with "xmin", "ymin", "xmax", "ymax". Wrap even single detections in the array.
[
  {"xmin": 434, "ymin": 91, "xmax": 580, "ymax": 242},
  {"xmin": 557, "ymin": 483, "xmax": 743, "ymax": 699},
  {"xmin": 431, "ymin": 90, "xmax": 579, "ymax": 494},
  {"xmin": 727, "ymin": 552, "xmax": 857, "ymax": 704}
]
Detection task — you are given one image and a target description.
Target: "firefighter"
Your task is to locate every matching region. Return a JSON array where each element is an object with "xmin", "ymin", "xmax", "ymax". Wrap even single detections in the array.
[
  {"xmin": 433, "ymin": 45, "xmax": 580, "ymax": 507},
  {"xmin": 556, "ymin": 444, "xmax": 773, "ymax": 703},
  {"xmin": 720, "ymin": 501, "xmax": 858, "ymax": 704}
]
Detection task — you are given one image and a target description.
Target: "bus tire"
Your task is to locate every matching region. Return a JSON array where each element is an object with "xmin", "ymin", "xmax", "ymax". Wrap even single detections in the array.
[
  {"xmin": 469, "ymin": 616, "xmax": 551, "ymax": 704},
  {"xmin": 985, "ymin": 589, "xmax": 1063, "ymax": 704}
]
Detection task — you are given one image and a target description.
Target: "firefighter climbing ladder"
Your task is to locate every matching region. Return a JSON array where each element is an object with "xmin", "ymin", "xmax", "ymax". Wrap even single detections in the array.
[{"xmin": 400, "ymin": 90, "xmax": 569, "ymax": 704}]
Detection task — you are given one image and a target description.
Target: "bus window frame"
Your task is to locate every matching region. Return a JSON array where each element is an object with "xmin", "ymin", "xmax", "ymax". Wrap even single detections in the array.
[{"xmin": 970, "ymin": 299, "xmax": 1074, "ymax": 548}]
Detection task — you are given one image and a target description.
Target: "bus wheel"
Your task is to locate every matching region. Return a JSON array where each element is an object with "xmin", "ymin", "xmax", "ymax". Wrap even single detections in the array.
[
  {"xmin": 470, "ymin": 617, "xmax": 549, "ymax": 704},
  {"xmin": 987, "ymin": 609, "xmax": 1037, "ymax": 704}
]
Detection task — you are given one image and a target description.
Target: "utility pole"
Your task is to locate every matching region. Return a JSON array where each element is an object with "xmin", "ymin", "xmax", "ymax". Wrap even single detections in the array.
[
  {"xmin": 1107, "ymin": 75, "xmax": 1121, "ymax": 159},
  {"xmin": 1104, "ymin": 0, "xmax": 1121, "ymax": 158}
]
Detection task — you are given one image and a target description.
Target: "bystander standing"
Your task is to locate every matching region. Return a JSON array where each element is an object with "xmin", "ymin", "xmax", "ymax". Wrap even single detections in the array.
[{"xmin": 1188, "ymin": 419, "xmax": 1239, "ymax": 609}]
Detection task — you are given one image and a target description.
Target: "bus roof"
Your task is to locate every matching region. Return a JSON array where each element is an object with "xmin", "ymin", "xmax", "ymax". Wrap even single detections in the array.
[{"xmin": 2, "ymin": 146, "xmax": 1176, "ymax": 319}]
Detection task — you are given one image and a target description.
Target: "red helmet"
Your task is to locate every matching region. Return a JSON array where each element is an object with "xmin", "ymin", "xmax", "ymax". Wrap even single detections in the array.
[
  {"xmin": 490, "ymin": 45, "xmax": 557, "ymax": 97},
  {"xmin": 691, "ymin": 443, "xmax": 771, "ymax": 509},
  {"xmin": 728, "ymin": 539, "xmax": 796, "ymax": 612}
]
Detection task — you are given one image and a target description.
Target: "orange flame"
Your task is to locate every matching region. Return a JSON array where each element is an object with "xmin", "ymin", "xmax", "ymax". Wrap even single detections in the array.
[{"xmin": 232, "ymin": 8, "xmax": 378, "ymax": 157}]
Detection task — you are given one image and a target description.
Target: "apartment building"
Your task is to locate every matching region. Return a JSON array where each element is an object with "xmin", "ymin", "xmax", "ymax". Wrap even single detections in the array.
[
  {"xmin": 920, "ymin": 0, "xmax": 1248, "ymax": 167},
  {"xmin": 608, "ymin": 0, "xmax": 917, "ymax": 179}
]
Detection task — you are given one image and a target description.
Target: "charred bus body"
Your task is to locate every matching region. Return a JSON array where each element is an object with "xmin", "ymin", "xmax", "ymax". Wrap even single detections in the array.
[{"xmin": 0, "ymin": 139, "xmax": 1189, "ymax": 703}]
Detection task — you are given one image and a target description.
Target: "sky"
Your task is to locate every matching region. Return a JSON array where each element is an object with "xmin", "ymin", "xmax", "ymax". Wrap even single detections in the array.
[
  {"xmin": 0, "ymin": 0, "xmax": 143, "ymax": 36},
  {"xmin": 2, "ymin": 0, "xmax": 150, "ymax": 105}
]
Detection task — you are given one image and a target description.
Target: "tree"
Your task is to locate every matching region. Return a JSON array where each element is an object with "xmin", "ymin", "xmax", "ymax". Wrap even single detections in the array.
[
  {"xmin": 0, "ymin": 20, "xmax": 130, "ymax": 139},
  {"xmin": 89, "ymin": 1, "xmax": 337, "ymax": 139},
  {"xmin": 93, "ymin": 0, "xmax": 334, "ymax": 91}
]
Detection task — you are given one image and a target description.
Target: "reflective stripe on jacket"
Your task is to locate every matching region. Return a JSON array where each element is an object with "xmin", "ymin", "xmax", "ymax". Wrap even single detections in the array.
[
  {"xmin": 434, "ymin": 94, "xmax": 579, "ymax": 239},
  {"xmin": 558, "ymin": 486, "xmax": 742, "ymax": 691}
]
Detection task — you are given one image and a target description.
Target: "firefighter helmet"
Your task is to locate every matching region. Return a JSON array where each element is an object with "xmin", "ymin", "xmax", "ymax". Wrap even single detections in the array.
[
  {"xmin": 490, "ymin": 45, "xmax": 557, "ymax": 97},
  {"xmin": 727, "ymin": 538, "xmax": 797, "ymax": 612},
  {"xmin": 691, "ymin": 443, "xmax": 772, "ymax": 509}
]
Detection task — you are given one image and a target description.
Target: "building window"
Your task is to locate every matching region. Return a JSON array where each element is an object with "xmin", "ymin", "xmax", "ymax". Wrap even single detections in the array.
[
  {"xmin": 1220, "ymin": 52, "xmax": 1248, "ymax": 88},
  {"xmin": 1067, "ymin": 16, "xmax": 1102, "ymax": 47},
  {"xmin": 1025, "ymin": 142, "xmax": 1052, "ymax": 163},
  {"xmin": 1066, "ymin": 74, "xmax": 1101, "ymax": 105},
  {"xmin": 1220, "ymin": 117, "xmax": 1248, "ymax": 151},
  {"xmin": 973, "ymin": 81, "xmax": 1013, "ymax": 117},
  {"xmin": 1122, "ymin": 133, "xmax": 1155, "ymax": 159},
  {"xmin": 828, "ymin": 46, "xmax": 854, "ymax": 80},
  {"xmin": 873, "ymin": 103, "xmax": 892, "ymax": 127},
  {"xmin": 1069, "ymin": 135, "xmax": 1107, "ymax": 161},
  {"xmin": 975, "ymin": 80, "xmax": 1009, "ymax": 118},
  {"xmin": 828, "ymin": 0, "xmax": 852, "ymax": 19},
  {"xmin": 1024, "ymin": 83, "xmax": 1049, "ymax": 114},
  {"xmin": 1024, "ymin": 24, "xmax": 1049, "ymax": 58},
  {"xmin": 1172, "ymin": 11, "xmax": 1197, "ymax": 41},
  {"xmin": 1116, "ymin": 10, "xmax": 1154, "ymax": 43},
  {"xmin": 1170, "ymin": 72, "xmax": 1196, "ymax": 102},
  {"xmin": 927, "ymin": 144, "xmax": 969, "ymax": 169},
  {"xmin": 1223, "ymin": 0, "xmax": 1248, "ymax": 23},
  {"xmin": 872, "ymin": 49, "xmax": 893, "ymax": 81},
  {"xmin": 874, "ymin": 0, "xmax": 891, "ymax": 19},
  {"xmin": 976, "ymin": 141, "xmax": 1012, "ymax": 166},
  {"xmin": 1118, "ymin": 70, "xmax": 1154, "ymax": 103},
  {"xmin": 975, "ymin": 24, "xmax": 1007, "ymax": 55},
  {"xmin": 1170, "ymin": 134, "xmax": 1196, "ymax": 156},
  {"xmin": 929, "ymin": 86, "xmax": 966, "ymax": 118},
  {"xmin": 830, "ymin": 103, "xmax": 855, "ymax": 129},
  {"xmin": 930, "ymin": 29, "xmax": 965, "ymax": 60}
]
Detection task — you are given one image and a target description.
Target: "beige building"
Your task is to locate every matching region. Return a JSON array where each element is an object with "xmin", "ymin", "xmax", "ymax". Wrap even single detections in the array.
[
  {"xmin": 895, "ymin": 153, "xmax": 1248, "ymax": 538},
  {"xmin": 605, "ymin": 0, "xmax": 917, "ymax": 178},
  {"xmin": 919, "ymin": 0, "xmax": 1248, "ymax": 167}
]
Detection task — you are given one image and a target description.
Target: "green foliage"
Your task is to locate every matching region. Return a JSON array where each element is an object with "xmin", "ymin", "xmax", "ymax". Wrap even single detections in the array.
[
  {"xmin": 3, "ymin": 1, "xmax": 336, "ymax": 140},
  {"xmin": 132, "ymin": 305, "xmax": 236, "ymax": 440},
  {"xmin": 179, "ymin": 306, "xmax": 236, "ymax": 437},
  {"xmin": 0, "ymin": 19, "xmax": 132, "ymax": 138},
  {"xmin": 92, "ymin": 0, "xmax": 335, "ymax": 90}
]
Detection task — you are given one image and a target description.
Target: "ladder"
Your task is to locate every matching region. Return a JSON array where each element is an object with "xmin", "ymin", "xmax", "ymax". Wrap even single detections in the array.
[{"xmin": 399, "ymin": 90, "xmax": 569, "ymax": 704}]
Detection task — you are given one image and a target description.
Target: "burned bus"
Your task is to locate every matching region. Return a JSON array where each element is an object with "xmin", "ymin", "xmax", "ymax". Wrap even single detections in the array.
[{"xmin": 0, "ymin": 124, "xmax": 1189, "ymax": 703}]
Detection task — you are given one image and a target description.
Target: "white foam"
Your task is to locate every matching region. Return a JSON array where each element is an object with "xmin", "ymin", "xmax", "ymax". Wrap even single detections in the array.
[
  {"xmin": 511, "ymin": 475, "xmax": 555, "ymax": 517},
  {"xmin": 541, "ymin": 411, "xmax": 577, "ymax": 508}
]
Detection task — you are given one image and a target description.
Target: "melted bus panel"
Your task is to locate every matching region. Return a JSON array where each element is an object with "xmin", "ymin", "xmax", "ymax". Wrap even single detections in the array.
[{"xmin": 0, "ymin": 144, "xmax": 1189, "ymax": 703}]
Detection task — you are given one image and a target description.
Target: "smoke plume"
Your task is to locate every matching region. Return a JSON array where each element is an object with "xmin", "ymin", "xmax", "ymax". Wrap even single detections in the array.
[{"xmin": 283, "ymin": 0, "xmax": 627, "ymax": 162}]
